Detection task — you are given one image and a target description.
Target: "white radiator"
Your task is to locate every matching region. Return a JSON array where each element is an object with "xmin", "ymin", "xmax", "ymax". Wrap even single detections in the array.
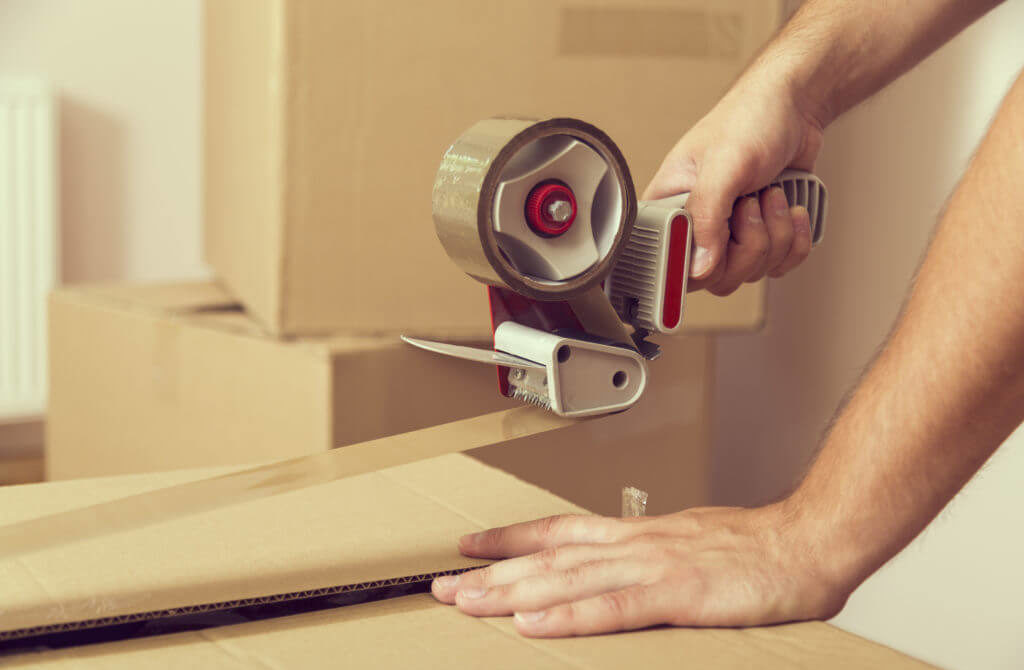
[{"xmin": 0, "ymin": 79, "xmax": 58, "ymax": 418}]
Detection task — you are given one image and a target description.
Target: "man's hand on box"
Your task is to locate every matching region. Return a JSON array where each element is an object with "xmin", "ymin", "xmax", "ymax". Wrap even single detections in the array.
[{"xmin": 430, "ymin": 506, "xmax": 850, "ymax": 637}]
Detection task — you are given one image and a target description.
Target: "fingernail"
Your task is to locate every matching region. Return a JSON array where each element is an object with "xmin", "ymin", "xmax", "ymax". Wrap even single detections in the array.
[
  {"xmin": 769, "ymin": 187, "xmax": 788, "ymax": 215},
  {"xmin": 793, "ymin": 207, "xmax": 811, "ymax": 234},
  {"xmin": 434, "ymin": 575, "xmax": 458, "ymax": 590},
  {"xmin": 461, "ymin": 532, "xmax": 480, "ymax": 545},
  {"xmin": 515, "ymin": 610, "xmax": 547, "ymax": 624},
  {"xmin": 459, "ymin": 588, "xmax": 487, "ymax": 600},
  {"xmin": 746, "ymin": 198, "xmax": 763, "ymax": 224},
  {"xmin": 691, "ymin": 246, "xmax": 712, "ymax": 277}
]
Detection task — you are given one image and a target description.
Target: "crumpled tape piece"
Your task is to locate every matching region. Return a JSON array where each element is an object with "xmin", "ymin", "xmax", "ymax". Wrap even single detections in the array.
[{"xmin": 620, "ymin": 486, "xmax": 648, "ymax": 518}]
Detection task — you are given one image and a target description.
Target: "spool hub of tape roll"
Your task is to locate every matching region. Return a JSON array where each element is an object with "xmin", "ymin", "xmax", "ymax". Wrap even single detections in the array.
[{"xmin": 432, "ymin": 118, "xmax": 637, "ymax": 301}]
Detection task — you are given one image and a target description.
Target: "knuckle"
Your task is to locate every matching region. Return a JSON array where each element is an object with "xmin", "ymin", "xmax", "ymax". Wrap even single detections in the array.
[
  {"xmin": 559, "ymin": 565, "xmax": 587, "ymax": 589},
  {"xmin": 771, "ymin": 220, "xmax": 795, "ymax": 247},
  {"xmin": 632, "ymin": 535, "xmax": 672, "ymax": 562},
  {"xmin": 752, "ymin": 234, "xmax": 770, "ymax": 258},
  {"xmin": 533, "ymin": 547, "xmax": 561, "ymax": 572},
  {"xmin": 592, "ymin": 517, "xmax": 627, "ymax": 543},
  {"xmin": 536, "ymin": 515, "xmax": 565, "ymax": 540},
  {"xmin": 482, "ymin": 526, "xmax": 505, "ymax": 548},
  {"xmin": 599, "ymin": 590, "xmax": 634, "ymax": 620},
  {"xmin": 489, "ymin": 582, "xmax": 513, "ymax": 599},
  {"xmin": 720, "ymin": 146, "xmax": 759, "ymax": 178},
  {"xmin": 471, "ymin": 566, "xmax": 494, "ymax": 585},
  {"xmin": 692, "ymin": 216, "xmax": 730, "ymax": 244},
  {"xmin": 560, "ymin": 602, "xmax": 579, "ymax": 626}
]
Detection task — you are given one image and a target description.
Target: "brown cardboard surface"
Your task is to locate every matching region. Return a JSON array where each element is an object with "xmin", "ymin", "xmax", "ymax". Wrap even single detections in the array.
[
  {"xmin": 47, "ymin": 281, "xmax": 506, "ymax": 477},
  {"xmin": 0, "ymin": 455, "xmax": 582, "ymax": 635},
  {"xmin": 204, "ymin": 0, "xmax": 778, "ymax": 336},
  {"xmin": 0, "ymin": 456, "xmax": 932, "ymax": 668},
  {"xmin": 48, "ymin": 282, "xmax": 713, "ymax": 516},
  {"xmin": 2, "ymin": 407, "xmax": 577, "ymax": 559}
]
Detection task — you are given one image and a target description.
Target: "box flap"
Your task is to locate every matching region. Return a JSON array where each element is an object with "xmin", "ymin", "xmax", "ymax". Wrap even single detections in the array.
[{"xmin": 0, "ymin": 454, "xmax": 584, "ymax": 636}]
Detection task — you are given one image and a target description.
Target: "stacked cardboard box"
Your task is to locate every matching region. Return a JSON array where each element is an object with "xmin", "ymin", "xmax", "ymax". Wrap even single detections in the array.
[
  {"xmin": 204, "ymin": 0, "xmax": 779, "ymax": 336},
  {"xmin": 48, "ymin": 0, "xmax": 788, "ymax": 513}
]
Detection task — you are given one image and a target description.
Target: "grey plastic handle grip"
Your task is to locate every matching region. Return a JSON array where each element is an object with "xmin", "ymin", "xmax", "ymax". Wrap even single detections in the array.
[{"xmin": 642, "ymin": 169, "xmax": 828, "ymax": 245}]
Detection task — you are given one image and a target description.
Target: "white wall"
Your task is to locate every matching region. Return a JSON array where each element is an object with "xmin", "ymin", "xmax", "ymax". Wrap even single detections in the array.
[
  {"xmin": 0, "ymin": 0, "xmax": 206, "ymax": 283},
  {"xmin": 712, "ymin": 3, "xmax": 1024, "ymax": 668}
]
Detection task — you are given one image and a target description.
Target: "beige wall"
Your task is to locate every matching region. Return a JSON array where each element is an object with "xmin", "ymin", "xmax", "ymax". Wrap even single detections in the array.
[
  {"xmin": 712, "ymin": 3, "xmax": 1024, "ymax": 668},
  {"xmin": 0, "ymin": 0, "xmax": 206, "ymax": 283}
]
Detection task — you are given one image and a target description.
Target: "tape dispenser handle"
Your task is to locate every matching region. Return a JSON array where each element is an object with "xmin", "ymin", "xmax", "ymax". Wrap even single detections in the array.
[
  {"xmin": 642, "ymin": 169, "xmax": 828, "ymax": 245},
  {"xmin": 607, "ymin": 170, "xmax": 829, "ymax": 335}
]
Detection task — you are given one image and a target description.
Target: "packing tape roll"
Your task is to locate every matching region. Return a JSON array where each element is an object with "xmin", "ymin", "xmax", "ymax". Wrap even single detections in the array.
[{"xmin": 432, "ymin": 117, "xmax": 637, "ymax": 301}]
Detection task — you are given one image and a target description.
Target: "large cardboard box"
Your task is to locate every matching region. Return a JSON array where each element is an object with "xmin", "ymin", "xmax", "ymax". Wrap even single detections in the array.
[
  {"xmin": 204, "ymin": 0, "xmax": 778, "ymax": 336},
  {"xmin": 0, "ymin": 455, "xmax": 931, "ymax": 667},
  {"xmin": 46, "ymin": 282, "xmax": 504, "ymax": 476},
  {"xmin": 48, "ymin": 282, "xmax": 713, "ymax": 515}
]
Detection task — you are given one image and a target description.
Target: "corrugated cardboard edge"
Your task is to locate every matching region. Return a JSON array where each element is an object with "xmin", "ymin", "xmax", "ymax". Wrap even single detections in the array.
[{"xmin": 0, "ymin": 568, "xmax": 473, "ymax": 643}]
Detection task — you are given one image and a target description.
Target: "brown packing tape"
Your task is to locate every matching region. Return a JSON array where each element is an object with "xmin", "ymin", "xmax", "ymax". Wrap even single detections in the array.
[
  {"xmin": 0, "ymin": 408, "xmax": 580, "ymax": 562},
  {"xmin": 567, "ymin": 285, "xmax": 638, "ymax": 349},
  {"xmin": 432, "ymin": 117, "xmax": 637, "ymax": 300}
]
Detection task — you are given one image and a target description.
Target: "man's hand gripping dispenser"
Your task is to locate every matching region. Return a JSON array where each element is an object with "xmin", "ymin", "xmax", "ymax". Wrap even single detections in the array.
[{"xmin": 403, "ymin": 118, "xmax": 828, "ymax": 417}]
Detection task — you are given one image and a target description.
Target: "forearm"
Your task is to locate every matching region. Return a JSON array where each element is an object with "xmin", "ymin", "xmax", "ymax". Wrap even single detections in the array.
[
  {"xmin": 790, "ymin": 72, "xmax": 1024, "ymax": 590},
  {"xmin": 748, "ymin": 0, "xmax": 1004, "ymax": 126}
]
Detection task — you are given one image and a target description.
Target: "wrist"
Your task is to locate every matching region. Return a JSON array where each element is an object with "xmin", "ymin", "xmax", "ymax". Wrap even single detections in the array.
[
  {"xmin": 741, "ymin": 50, "xmax": 836, "ymax": 132},
  {"xmin": 774, "ymin": 492, "xmax": 867, "ymax": 599}
]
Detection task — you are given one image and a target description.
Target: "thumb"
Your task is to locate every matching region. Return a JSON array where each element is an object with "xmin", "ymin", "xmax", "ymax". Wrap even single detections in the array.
[
  {"xmin": 684, "ymin": 151, "xmax": 757, "ymax": 279},
  {"xmin": 642, "ymin": 152, "xmax": 698, "ymax": 202}
]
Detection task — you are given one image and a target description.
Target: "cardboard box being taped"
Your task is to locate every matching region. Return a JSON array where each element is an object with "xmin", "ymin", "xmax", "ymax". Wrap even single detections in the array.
[
  {"xmin": 203, "ymin": 0, "xmax": 778, "ymax": 336},
  {"xmin": 48, "ymin": 281, "xmax": 713, "ymax": 515},
  {"xmin": 0, "ymin": 455, "xmax": 932, "ymax": 668}
]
